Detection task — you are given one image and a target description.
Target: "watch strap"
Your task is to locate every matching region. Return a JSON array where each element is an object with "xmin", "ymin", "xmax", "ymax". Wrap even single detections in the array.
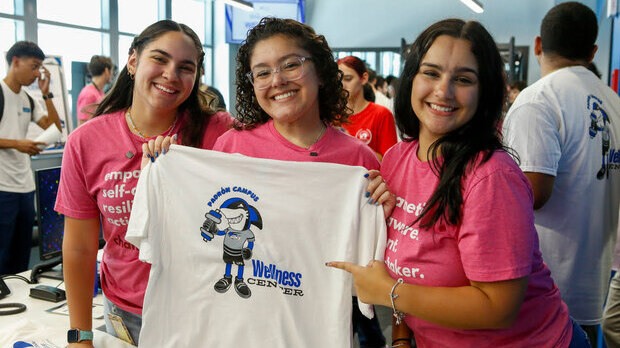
[
  {"xmin": 42, "ymin": 92, "xmax": 53, "ymax": 100},
  {"xmin": 68, "ymin": 329, "xmax": 93, "ymax": 343}
]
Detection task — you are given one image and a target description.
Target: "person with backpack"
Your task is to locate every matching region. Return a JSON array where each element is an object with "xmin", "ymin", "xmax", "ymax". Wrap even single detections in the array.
[{"xmin": 0, "ymin": 41, "xmax": 61, "ymax": 275}]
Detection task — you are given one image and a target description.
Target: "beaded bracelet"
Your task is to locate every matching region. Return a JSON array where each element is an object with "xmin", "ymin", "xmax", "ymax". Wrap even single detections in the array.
[{"xmin": 390, "ymin": 278, "xmax": 405, "ymax": 325}]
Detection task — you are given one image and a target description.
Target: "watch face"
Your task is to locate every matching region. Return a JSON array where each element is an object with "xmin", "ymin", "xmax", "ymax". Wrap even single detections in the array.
[{"xmin": 67, "ymin": 329, "xmax": 79, "ymax": 342}]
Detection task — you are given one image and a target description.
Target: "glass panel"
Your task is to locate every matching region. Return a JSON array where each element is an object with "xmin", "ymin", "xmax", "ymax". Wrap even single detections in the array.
[
  {"xmin": 118, "ymin": 0, "xmax": 158, "ymax": 35},
  {"xmin": 172, "ymin": 0, "xmax": 206, "ymax": 44},
  {"xmin": 204, "ymin": 0, "xmax": 212, "ymax": 46},
  {"xmin": 37, "ymin": 0, "xmax": 102, "ymax": 28},
  {"xmin": 118, "ymin": 34, "xmax": 135, "ymax": 71},
  {"xmin": 0, "ymin": 18, "xmax": 18, "ymax": 78},
  {"xmin": 392, "ymin": 52, "xmax": 401, "ymax": 77},
  {"xmin": 0, "ymin": 0, "xmax": 14, "ymax": 14},
  {"xmin": 365, "ymin": 52, "xmax": 377, "ymax": 71},
  {"xmin": 203, "ymin": 46, "xmax": 212, "ymax": 86},
  {"xmin": 381, "ymin": 52, "xmax": 393, "ymax": 77},
  {"xmin": 37, "ymin": 24, "xmax": 104, "ymax": 91}
]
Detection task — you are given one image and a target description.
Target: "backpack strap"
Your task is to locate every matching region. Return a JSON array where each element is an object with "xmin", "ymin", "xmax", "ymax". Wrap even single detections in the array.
[{"xmin": 0, "ymin": 86, "xmax": 4, "ymax": 124}]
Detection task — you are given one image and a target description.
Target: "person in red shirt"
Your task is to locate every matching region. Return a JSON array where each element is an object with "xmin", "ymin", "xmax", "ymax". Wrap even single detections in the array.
[{"xmin": 338, "ymin": 56, "xmax": 397, "ymax": 159}]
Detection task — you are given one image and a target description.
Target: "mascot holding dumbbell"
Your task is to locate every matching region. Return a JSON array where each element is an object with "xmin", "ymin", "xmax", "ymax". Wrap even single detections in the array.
[{"xmin": 200, "ymin": 197, "xmax": 263, "ymax": 299}]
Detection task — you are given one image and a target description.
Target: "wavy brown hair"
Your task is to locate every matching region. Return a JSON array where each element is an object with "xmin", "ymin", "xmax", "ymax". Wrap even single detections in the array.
[
  {"xmin": 94, "ymin": 20, "xmax": 216, "ymax": 147},
  {"xmin": 234, "ymin": 17, "xmax": 350, "ymax": 129}
]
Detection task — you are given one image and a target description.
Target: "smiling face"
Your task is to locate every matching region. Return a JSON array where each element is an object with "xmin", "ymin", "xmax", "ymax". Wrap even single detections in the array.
[
  {"xmin": 249, "ymin": 34, "xmax": 321, "ymax": 127},
  {"xmin": 221, "ymin": 207, "xmax": 249, "ymax": 231},
  {"xmin": 339, "ymin": 64, "xmax": 367, "ymax": 103},
  {"xmin": 127, "ymin": 31, "xmax": 198, "ymax": 115},
  {"xmin": 411, "ymin": 35, "xmax": 479, "ymax": 145}
]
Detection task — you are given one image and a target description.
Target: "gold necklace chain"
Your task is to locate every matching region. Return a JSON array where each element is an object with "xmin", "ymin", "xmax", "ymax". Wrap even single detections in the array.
[
  {"xmin": 305, "ymin": 123, "xmax": 327, "ymax": 149},
  {"xmin": 126, "ymin": 107, "xmax": 177, "ymax": 139}
]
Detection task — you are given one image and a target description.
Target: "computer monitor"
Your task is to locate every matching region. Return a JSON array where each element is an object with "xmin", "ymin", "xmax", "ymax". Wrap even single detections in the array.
[
  {"xmin": 35, "ymin": 166, "xmax": 64, "ymax": 261},
  {"xmin": 32, "ymin": 166, "xmax": 64, "ymax": 281}
]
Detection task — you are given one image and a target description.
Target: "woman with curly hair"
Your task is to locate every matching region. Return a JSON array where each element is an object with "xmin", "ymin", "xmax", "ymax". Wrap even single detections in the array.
[
  {"xmin": 211, "ymin": 17, "xmax": 388, "ymax": 348},
  {"xmin": 212, "ymin": 17, "xmax": 378, "ymax": 171}
]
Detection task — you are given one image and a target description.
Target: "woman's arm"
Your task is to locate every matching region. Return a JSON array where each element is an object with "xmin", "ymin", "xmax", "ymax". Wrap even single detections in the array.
[
  {"xmin": 327, "ymin": 260, "xmax": 528, "ymax": 330},
  {"xmin": 391, "ymin": 316, "xmax": 413, "ymax": 347},
  {"xmin": 63, "ymin": 216, "xmax": 101, "ymax": 347}
]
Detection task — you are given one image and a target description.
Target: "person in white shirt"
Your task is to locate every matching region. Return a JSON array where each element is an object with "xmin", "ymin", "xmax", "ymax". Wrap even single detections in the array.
[{"xmin": 0, "ymin": 41, "xmax": 61, "ymax": 275}]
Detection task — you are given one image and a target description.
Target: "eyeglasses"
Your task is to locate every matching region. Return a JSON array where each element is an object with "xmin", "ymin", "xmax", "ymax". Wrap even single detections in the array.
[{"xmin": 247, "ymin": 56, "xmax": 311, "ymax": 90}]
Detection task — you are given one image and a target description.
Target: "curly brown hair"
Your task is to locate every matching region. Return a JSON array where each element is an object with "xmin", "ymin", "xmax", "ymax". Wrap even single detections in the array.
[{"xmin": 234, "ymin": 17, "xmax": 350, "ymax": 129}]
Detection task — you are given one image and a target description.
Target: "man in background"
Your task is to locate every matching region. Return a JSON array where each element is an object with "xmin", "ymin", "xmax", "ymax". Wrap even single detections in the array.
[
  {"xmin": 502, "ymin": 3, "xmax": 620, "ymax": 345},
  {"xmin": 0, "ymin": 41, "xmax": 61, "ymax": 274}
]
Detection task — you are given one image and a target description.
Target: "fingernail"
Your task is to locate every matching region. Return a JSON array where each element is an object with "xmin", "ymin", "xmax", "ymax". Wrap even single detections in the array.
[
  {"xmin": 365, "ymin": 192, "xmax": 370, "ymax": 198},
  {"xmin": 150, "ymin": 156, "xmax": 154, "ymax": 163},
  {"xmin": 146, "ymin": 154, "xmax": 151, "ymax": 158},
  {"xmin": 363, "ymin": 173, "xmax": 369, "ymax": 178},
  {"xmin": 375, "ymin": 201, "xmax": 380, "ymax": 206},
  {"xmin": 325, "ymin": 262, "xmax": 329, "ymax": 266},
  {"xmin": 369, "ymin": 198, "xmax": 374, "ymax": 204},
  {"xmin": 173, "ymin": 134, "xmax": 178, "ymax": 140},
  {"xmin": 162, "ymin": 148, "xmax": 166, "ymax": 155},
  {"xmin": 155, "ymin": 151, "xmax": 159, "ymax": 158}
]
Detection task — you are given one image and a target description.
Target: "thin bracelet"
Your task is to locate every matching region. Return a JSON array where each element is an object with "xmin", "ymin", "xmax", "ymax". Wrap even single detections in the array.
[
  {"xmin": 390, "ymin": 278, "xmax": 405, "ymax": 325},
  {"xmin": 392, "ymin": 338, "xmax": 410, "ymax": 345},
  {"xmin": 392, "ymin": 343, "xmax": 409, "ymax": 348}
]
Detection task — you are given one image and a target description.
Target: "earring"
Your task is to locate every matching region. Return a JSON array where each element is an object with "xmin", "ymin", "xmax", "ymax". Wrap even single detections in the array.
[{"xmin": 128, "ymin": 71, "xmax": 135, "ymax": 80}]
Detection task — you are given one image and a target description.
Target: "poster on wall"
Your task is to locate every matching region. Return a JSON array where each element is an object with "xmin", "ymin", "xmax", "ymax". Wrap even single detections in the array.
[
  {"xmin": 226, "ymin": 0, "xmax": 304, "ymax": 44},
  {"xmin": 24, "ymin": 55, "xmax": 71, "ymax": 153},
  {"xmin": 609, "ymin": 0, "xmax": 619, "ymax": 17}
]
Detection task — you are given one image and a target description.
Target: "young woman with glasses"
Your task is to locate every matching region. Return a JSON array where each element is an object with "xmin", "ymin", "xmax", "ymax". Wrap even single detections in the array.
[{"xmin": 144, "ymin": 17, "xmax": 393, "ymax": 348}]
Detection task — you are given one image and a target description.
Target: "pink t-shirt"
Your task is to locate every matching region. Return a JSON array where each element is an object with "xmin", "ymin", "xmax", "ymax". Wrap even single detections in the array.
[
  {"xmin": 213, "ymin": 119, "xmax": 380, "ymax": 170},
  {"xmin": 76, "ymin": 84, "xmax": 104, "ymax": 121},
  {"xmin": 55, "ymin": 109, "xmax": 231, "ymax": 314},
  {"xmin": 380, "ymin": 141, "xmax": 572, "ymax": 348}
]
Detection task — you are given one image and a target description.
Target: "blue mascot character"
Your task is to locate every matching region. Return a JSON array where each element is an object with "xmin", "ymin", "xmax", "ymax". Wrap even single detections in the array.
[{"xmin": 200, "ymin": 198, "xmax": 262, "ymax": 298}]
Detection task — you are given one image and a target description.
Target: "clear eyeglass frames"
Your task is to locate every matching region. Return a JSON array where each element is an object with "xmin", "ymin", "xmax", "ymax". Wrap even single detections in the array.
[{"xmin": 247, "ymin": 56, "xmax": 312, "ymax": 90}]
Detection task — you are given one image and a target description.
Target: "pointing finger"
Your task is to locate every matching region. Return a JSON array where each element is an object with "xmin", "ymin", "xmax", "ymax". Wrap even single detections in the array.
[{"xmin": 326, "ymin": 261, "xmax": 362, "ymax": 274}]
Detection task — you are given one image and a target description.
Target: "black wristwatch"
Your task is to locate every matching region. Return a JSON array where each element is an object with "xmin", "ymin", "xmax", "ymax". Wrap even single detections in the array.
[
  {"xmin": 67, "ymin": 329, "xmax": 93, "ymax": 343},
  {"xmin": 42, "ymin": 92, "xmax": 54, "ymax": 100}
]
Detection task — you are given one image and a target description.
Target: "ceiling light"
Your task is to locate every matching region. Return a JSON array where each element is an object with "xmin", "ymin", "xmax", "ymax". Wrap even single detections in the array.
[
  {"xmin": 459, "ymin": 0, "xmax": 484, "ymax": 13},
  {"xmin": 221, "ymin": 0, "xmax": 254, "ymax": 11}
]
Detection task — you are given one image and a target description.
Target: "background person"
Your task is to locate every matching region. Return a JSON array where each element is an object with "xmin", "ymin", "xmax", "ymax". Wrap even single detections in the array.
[
  {"xmin": 55, "ymin": 20, "xmax": 231, "ymax": 347},
  {"xmin": 338, "ymin": 56, "xmax": 397, "ymax": 160},
  {"xmin": 0, "ymin": 41, "xmax": 61, "ymax": 275},
  {"xmin": 76, "ymin": 55, "xmax": 114, "ymax": 125}
]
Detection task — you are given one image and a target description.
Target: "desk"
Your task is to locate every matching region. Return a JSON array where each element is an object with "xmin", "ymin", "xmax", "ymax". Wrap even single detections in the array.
[{"xmin": 0, "ymin": 270, "xmax": 133, "ymax": 348}]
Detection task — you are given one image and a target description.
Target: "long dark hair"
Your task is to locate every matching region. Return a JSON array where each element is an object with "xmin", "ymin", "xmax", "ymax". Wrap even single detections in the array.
[
  {"xmin": 234, "ymin": 17, "xmax": 349, "ymax": 129},
  {"xmin": 395, "ymin": 19, "xmax": 511, "ymax": 228},
  {"xmin": 93, "ymin": 20, "xmax": 215, "ymax": 147}
]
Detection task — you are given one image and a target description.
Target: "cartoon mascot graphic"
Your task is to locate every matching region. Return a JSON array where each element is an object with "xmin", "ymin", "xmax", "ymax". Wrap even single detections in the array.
[
  {"xmin": 200, "ymin": 198, "xmax": 263, "ymax": 298},
  {"xmin": 587, "ymin": 95, "xmax": 611, "ymax": 179}
]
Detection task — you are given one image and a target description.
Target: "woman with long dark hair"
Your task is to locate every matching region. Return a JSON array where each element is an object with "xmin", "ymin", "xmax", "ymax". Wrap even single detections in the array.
[
  {"xmin": 329, "ymin": 19, "xmax": 588, "ymax": 347},
  {"xmin": 55, "ymin": 20, "xmax": 230, "ymax": 347}
]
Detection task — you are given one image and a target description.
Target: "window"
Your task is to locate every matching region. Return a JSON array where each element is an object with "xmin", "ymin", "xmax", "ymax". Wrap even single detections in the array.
[
  {"xmin": 118, "ymin": 34, "xmax": 135, "ymax": 70},
  {"xmin": 0, "ymin": 18, "xmax": 22, "ymax": 78},
  {"xmin": 0, "ymin": 1, "xmax": 14, "ymax": 14},
  {"xmin": 38, "ymin": 24, "xmax": 104, "ymax": 90},
  {"xmin": 37, "ymin": 0, "xmax": 102, "ymax": 28},
  {"xmin": 172, "ymin": 0, "xmax": 206, "ymax": 43},
  {"xmin": 118, "ymin": 0, "xmax": 159, "ymax": 35},
  {"xmin": 381, "ymin": 51, "xmax": 401, "ymax": 77}
]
